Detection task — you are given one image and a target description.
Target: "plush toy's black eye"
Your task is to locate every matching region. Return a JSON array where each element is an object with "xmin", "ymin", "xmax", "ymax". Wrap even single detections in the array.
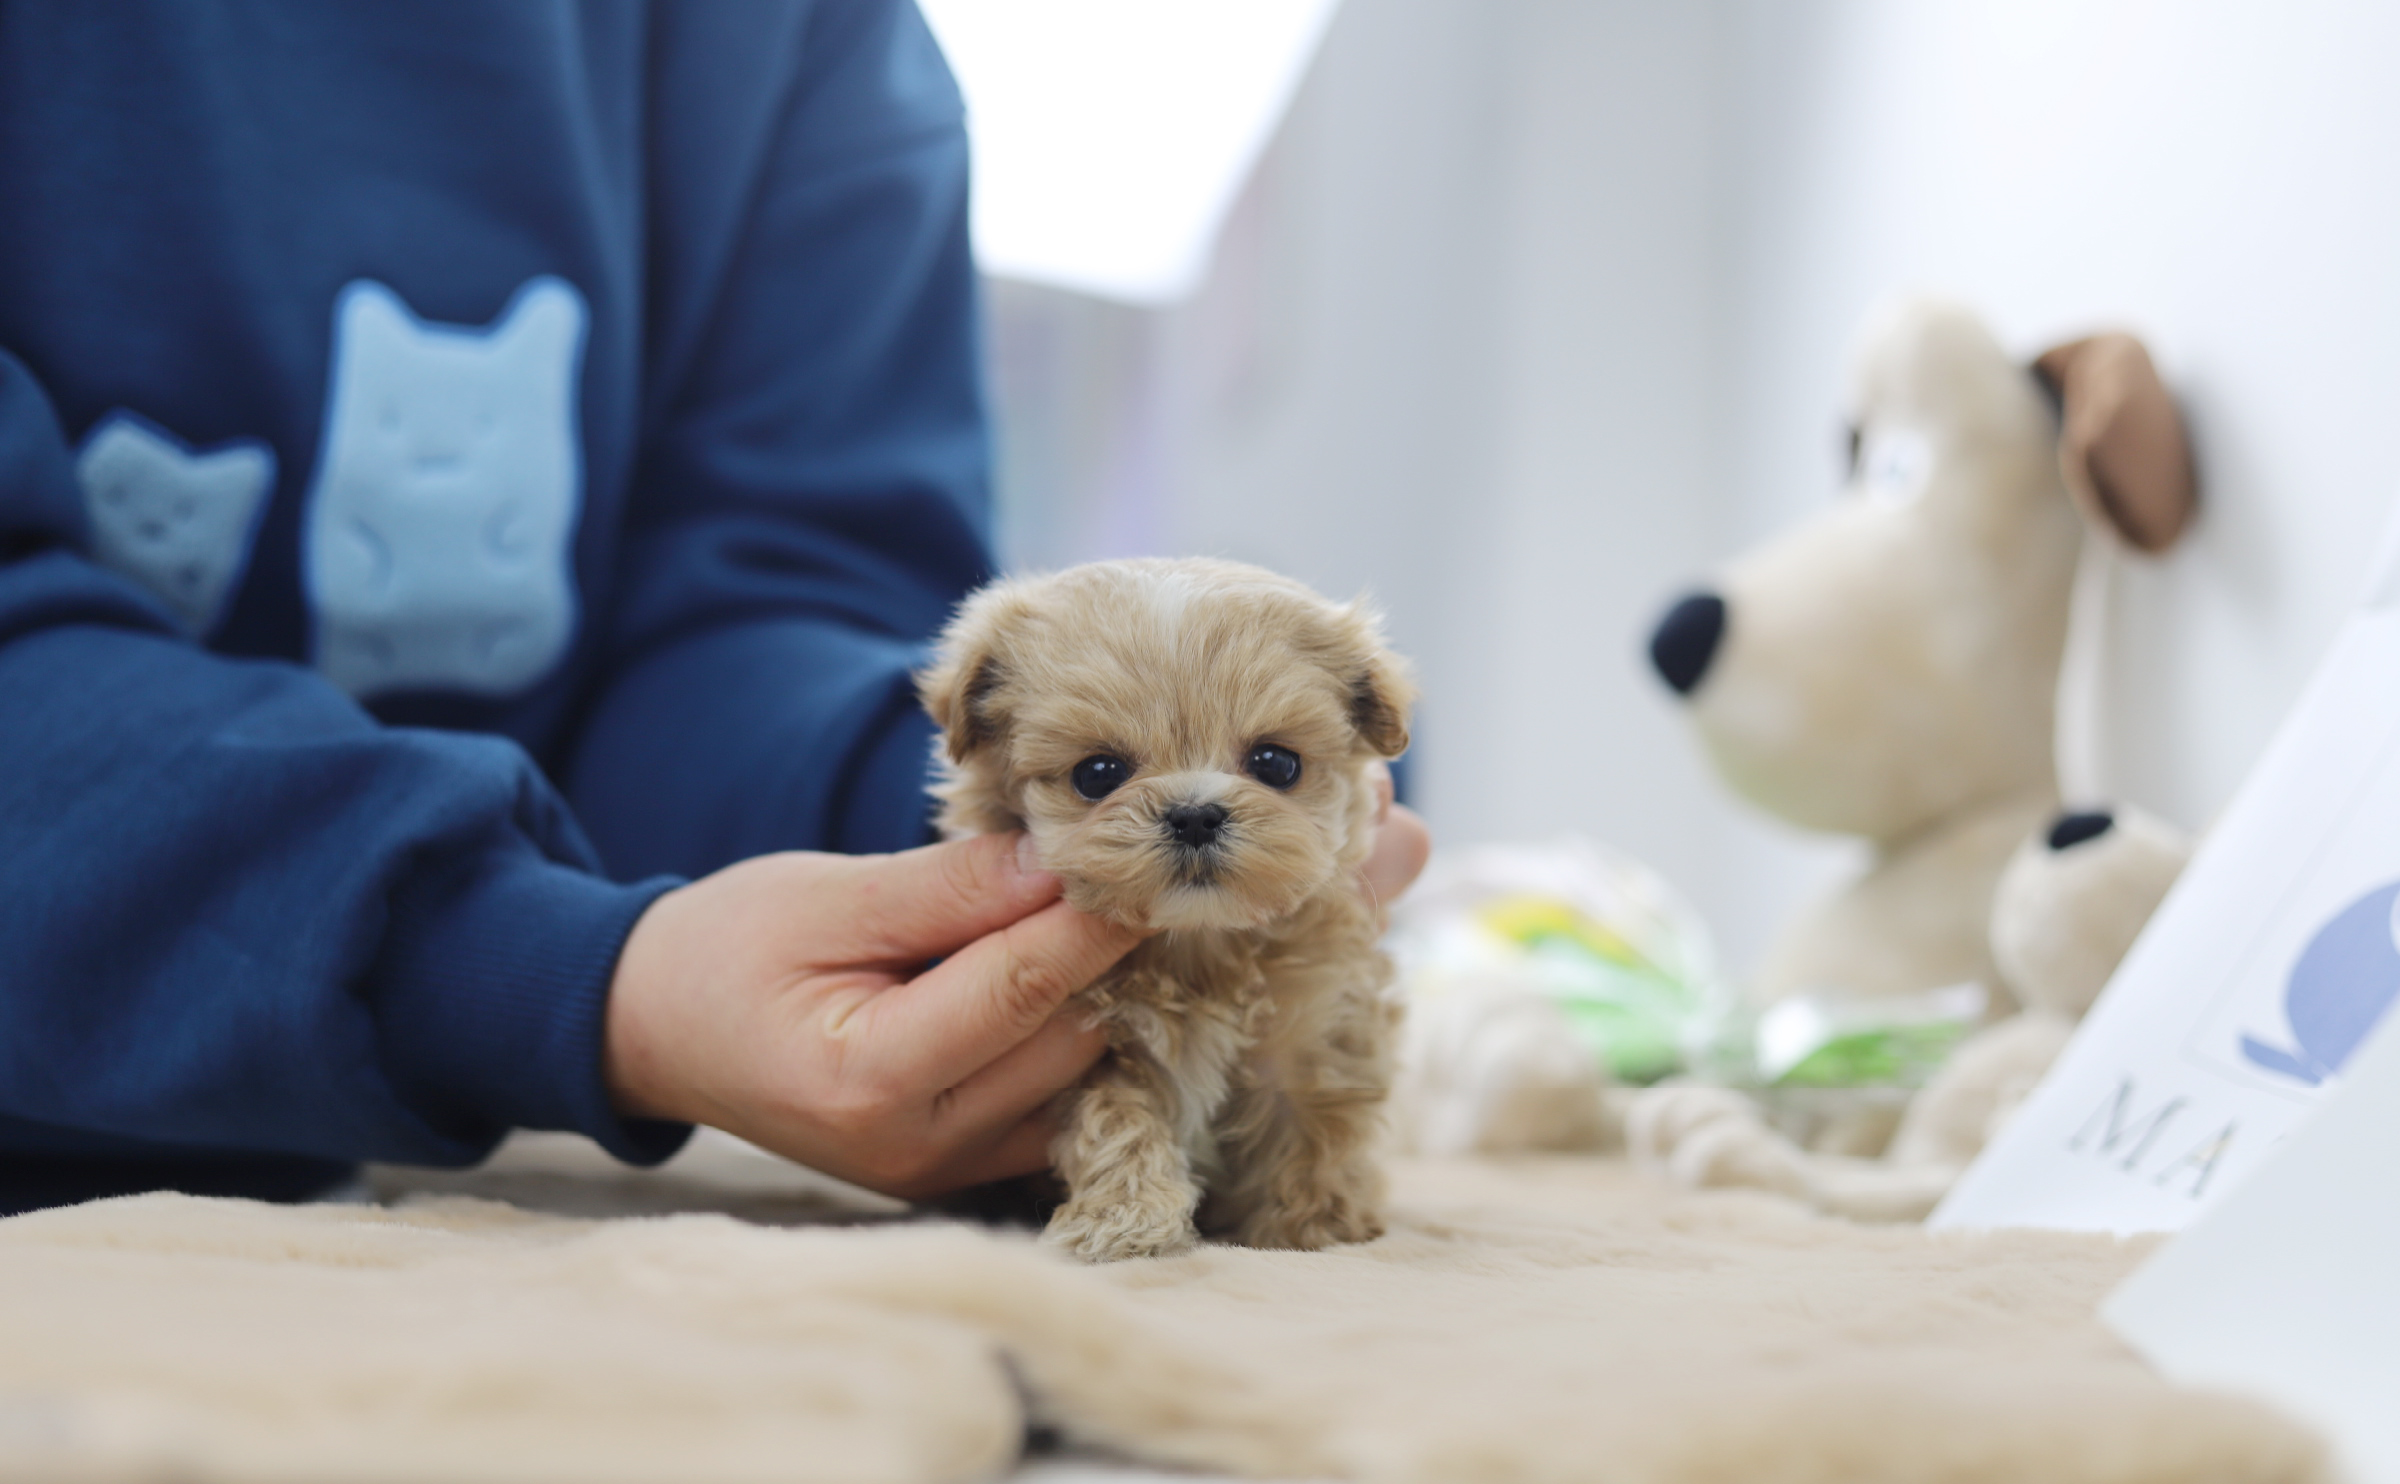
[
  {"xmin": 1245, "ymin": 744, "xmax": 1302, "ymax": 790},
  {"xmin": 1071, "ymin": 754, "xmax": 1132, "ymax": 801}
]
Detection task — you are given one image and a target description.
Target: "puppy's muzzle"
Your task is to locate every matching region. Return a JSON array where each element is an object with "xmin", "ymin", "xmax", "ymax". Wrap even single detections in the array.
[{"xmin": 1163, "ymin": 802, "xmax": 1230, "ymax": 850}]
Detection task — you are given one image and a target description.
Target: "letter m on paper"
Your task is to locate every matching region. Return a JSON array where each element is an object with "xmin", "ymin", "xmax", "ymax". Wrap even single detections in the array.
[{"xmin": 2070, "ymin": 1078, "xmax": 2188, "ymax": 1172}]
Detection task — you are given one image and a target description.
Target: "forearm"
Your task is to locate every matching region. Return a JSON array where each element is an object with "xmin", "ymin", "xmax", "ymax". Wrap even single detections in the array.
[
  {"xmin": 564, "ymin": 617, "xmax": 940, "ymax": 879},
  {"xmin": 0, "ymin": 607, "xmax": 688, "ymax": 1166}
]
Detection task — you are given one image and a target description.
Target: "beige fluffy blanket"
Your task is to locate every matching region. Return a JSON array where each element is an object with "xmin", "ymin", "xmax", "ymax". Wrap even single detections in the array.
[{"xmin": 0, "ymin": 1139, "xmax": 2322, "ymax": 1484}]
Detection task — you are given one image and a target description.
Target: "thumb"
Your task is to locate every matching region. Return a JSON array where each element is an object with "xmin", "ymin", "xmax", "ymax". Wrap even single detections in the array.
[
  {"xmin": 858, "ymin": 899, "xmax": 1144, "ymax": 1092},
  {"xmin": 834, "ymin": 832, "xmax": 1063, "ymax": 963}
]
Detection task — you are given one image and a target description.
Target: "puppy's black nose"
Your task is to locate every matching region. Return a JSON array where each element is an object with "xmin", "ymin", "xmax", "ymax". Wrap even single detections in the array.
[
  {"xmin": 1649, "ymin": 591, "xmax": 1726, "ymax": 697},
  {"xmin": 2047, "ymin": 810, "xmax": 2115, "ymax": 851},
  {"xmin": 1164, "ymin": 802, "xmax": 1229, "ymax": 849}
]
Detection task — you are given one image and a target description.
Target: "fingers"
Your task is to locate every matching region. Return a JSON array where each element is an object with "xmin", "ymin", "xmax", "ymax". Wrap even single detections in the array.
[
  {"xmin": 858, "ymin": 898, "xmax": 1144, "ymax": 1092},
  {"xmin": 926, "ymin": 1110, "xmax": 1066, "ymax": 1191},
  {"xmin": 851, "ymin": 1017, "xmax": 1100, "ymax": 1198},
  {"xmin": 933, "ymin": 1010, "xmax": 1108, "ymax": 1143},
  {"xmin": 1359, "ymin": 801, "xmax": 1432, "ymax": 909},
  {"xmin": 829, "ymin": 832, "xmax": 1063, "ymax": 962}
]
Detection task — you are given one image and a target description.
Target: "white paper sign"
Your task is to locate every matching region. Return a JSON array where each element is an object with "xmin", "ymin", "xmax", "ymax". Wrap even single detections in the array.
[
  {"xmin": 2103, "ymin": 1006, "xmax": 2400, "ymax": 1483},
  {"xmin": 1932, "ymin": 541, "xmax": 2400, "ymax": 1234}
]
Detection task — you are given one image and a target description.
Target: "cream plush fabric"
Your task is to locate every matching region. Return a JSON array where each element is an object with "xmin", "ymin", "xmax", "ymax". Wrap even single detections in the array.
[{"xmin": 0, "ymin": 1142, "xmax": 2321, "ymax": 1484}]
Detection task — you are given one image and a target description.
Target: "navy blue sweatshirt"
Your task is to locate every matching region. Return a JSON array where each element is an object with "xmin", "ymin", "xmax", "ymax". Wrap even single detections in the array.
[{"xmin": 0, "ymin": 0, "xmax": 993, "ymax": 1213}]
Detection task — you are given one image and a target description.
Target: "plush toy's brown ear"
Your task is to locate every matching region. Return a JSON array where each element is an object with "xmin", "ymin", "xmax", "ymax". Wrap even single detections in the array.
[
  {"xmin": 917, "ymin": 594, "xmax": 1018, "ymax": 764},
  {"xmin": 2032, "ymin": 333, "xmax": 2198, "ymax": 553}
]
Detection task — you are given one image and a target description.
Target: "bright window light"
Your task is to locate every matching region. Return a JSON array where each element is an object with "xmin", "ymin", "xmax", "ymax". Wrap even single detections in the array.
[{"xmin": 919, "ymin": 0, "xmax": 1342, "ymax": 305}]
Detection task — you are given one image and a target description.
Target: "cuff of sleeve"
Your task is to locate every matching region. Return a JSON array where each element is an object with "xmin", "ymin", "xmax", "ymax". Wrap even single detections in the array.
[{"xmin": 371, "ymin": 848, "xmax": 694, "ymax": 1167}]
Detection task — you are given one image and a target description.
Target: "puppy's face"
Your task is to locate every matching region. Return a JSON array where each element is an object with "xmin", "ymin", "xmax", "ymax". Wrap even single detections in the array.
[{"xmin": 922, "ymin": 559, "xmax": 1414, "ymax": 932}]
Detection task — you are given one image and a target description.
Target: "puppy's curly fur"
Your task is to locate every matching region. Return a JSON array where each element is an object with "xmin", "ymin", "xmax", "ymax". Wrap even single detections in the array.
[{"xmin": 920, "ymin": 558, "xmax": 1416, "ymax": 1263}]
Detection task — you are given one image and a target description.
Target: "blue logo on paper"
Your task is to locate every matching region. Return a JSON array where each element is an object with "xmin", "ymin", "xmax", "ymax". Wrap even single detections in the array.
[{"xmin": 2240, "ymin": 880, "xmax": 2400, "ymax": 1086}]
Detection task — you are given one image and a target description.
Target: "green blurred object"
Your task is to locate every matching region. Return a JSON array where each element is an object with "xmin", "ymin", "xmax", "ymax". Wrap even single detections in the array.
[
  {"xmin": 1750, "ymin": 981, "xmax": 1987, "ymax": 1090},
  {"xmin": 1771, "ymin": 1021, "xmax": 1974, "ymax": 1088},
  {"xmin": 1388, "ymin": 844, "xmax": 1728, "ymax": 1090},
  {"xmin": 1475, "ymin": 896, "xmax": 1696, "ymax": 1084}
]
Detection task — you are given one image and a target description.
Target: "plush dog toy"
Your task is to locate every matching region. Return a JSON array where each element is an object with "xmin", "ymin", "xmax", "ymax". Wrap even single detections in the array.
[
  {"xmin": 1381, "ymin": 301, "xmax": 2201, "ymax": 1181},
  {"xmin": 921, "ymin": 558, "xmax": 1415, "ymax": 1262},
  {"xmin": 1618, "ymin": 296, "xmax": 2201, "ymax": 1200},
  {"xmin": 1645, "ymin": 298, "xmax": 2194, "ymax": 1032},
  {"xmin": 1628, "ymin": 804, "xmax": 2189, "ymax": 1219}
]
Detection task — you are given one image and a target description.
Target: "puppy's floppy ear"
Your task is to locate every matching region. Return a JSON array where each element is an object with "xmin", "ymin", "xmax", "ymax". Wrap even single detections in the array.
[
  {"xmin": 2032, "ymin": 333, "xmax": 2197, "ymax": 554},
  {"xmin": 918, "ymin": 587, "xmax": 1023, "ymax": 764},
  {"xmin": 1333, "ymin": 601, "xmax": 1417, "ymax": 759},
  {"xmin": 923, "ymin": 653, "xmax": 1006, "ymax": 764},
  {"xmin": 1350, "ymin": 654, "xmax": 1414, "ymax": 758}
]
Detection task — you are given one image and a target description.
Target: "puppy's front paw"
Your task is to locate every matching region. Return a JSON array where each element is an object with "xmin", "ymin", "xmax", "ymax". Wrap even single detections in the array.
[
  {"xmin": 1234, "ymin": 1191, "xmax": 1384, "ymax": 1252},
  {"xmin": 1041, "ymin": 1201, "xmax": 1198, "ymax": 1264}
]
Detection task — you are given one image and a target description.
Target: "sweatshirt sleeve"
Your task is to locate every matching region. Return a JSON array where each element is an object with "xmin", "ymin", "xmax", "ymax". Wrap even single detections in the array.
[
  {"xmin": 559, "ymin": 0, "xmax": 994, "ymax": 880},
  {"xmin": 0, "ymin": 350, "xmax": 689, "ymax": 1170}
]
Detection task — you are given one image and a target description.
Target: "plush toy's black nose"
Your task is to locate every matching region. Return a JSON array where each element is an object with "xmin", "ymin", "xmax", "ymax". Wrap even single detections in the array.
[
  {"xmin": 1649, "ymin": 591, "xmax": 1726, "ymax": 697},
  {"xmin": 2047, "ymin": 810, "xmax": 2115, "ymax": 851},
  {"xmin": 1164, "ymin": 802, "xmax": 1230, "ymax": 848}
]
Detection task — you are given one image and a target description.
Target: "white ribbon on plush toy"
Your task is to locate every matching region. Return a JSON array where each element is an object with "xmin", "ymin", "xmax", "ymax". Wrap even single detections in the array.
[{"xmin": 2053, "ymin": 530, "xmax": 2121, "ymax": 810}]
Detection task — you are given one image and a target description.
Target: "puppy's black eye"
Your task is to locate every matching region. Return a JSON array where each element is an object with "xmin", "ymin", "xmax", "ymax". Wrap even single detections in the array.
[
  {"xmin": 1071, "ymin": 754, "xmax": 1131, "ymax": 801},
  {"xmin": 1245, "ymin": 744, "xmax": 1302, "ymax": 790}
]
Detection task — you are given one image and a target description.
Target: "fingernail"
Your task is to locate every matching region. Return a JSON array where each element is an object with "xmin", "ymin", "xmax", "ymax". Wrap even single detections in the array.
[{"xmin": 1012, "ymin": 832, "xmax": 1057, "ymax": 888}]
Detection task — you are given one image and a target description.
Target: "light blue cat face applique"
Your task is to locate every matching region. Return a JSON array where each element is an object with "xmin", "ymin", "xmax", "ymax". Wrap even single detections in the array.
[
  {"xmin": 304, "ymin": 277, "xmax": 588, "ymax": 698},
  {"xmin": 75, "ymin": 415, "xmax": 275, "ymax": 636}
]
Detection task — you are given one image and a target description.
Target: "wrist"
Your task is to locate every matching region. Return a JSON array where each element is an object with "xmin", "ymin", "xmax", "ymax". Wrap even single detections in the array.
[
  {"xmin": 602, "ymin": 882, "xmax": 691, "ymax": 1123},
  {"xmin": 370, "ymin": 841, "xmax": 690, "ymax": 1166}
]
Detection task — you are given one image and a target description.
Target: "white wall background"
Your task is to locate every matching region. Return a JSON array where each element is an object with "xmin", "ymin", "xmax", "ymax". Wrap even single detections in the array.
[{"xmin": 981, "ymin": 0, "xmax": 2400, "ymax": 982}]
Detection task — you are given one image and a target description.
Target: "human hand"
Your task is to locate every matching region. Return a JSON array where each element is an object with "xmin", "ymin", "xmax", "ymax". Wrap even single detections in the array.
[
  {"xmin": 602, "ymin": 834, "xmax": 1143, "ymax": 1199},
  {"xmin": 1359, "ymin": 760, "xmax": 1432, "ymax": 919}
]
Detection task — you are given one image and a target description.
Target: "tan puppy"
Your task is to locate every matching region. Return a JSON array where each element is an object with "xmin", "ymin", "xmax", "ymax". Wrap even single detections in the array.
[{"xmin": 919, "ymin": 558, "xmax": 1416, "ymax": 1263}]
